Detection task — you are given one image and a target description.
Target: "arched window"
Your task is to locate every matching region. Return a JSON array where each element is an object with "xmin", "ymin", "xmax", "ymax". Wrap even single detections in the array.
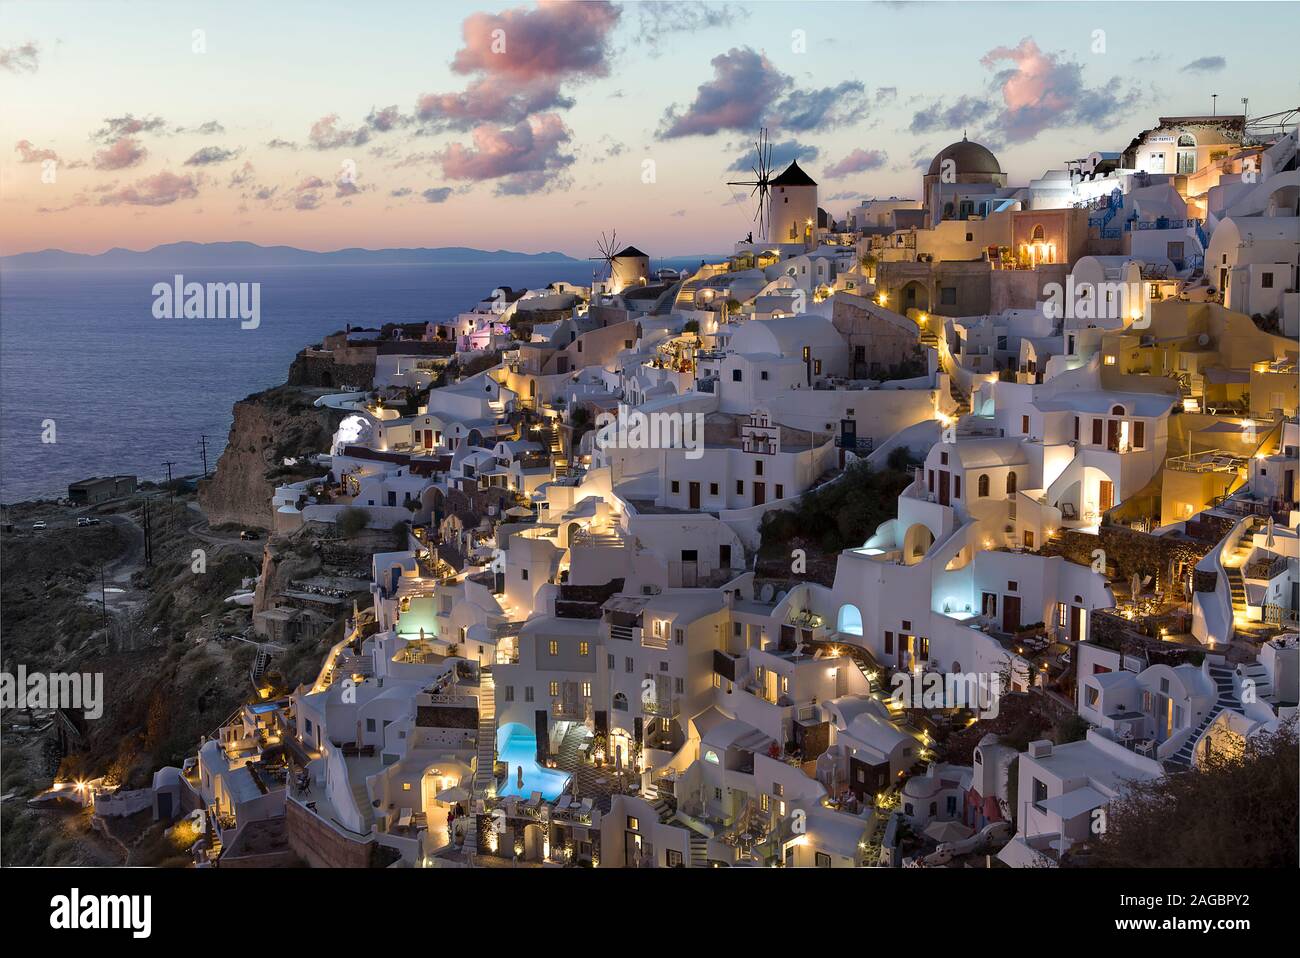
[
  {"xmin": 1006, "ymin": 471, "xmax": 1017, "ymax": 495},
  {"xmin": 837, "ymin": 604, "xmax": 863, "ymax": 636},
  {"xmin": 1110, "ymin": 404, "xmax": 1125, "ymax": 416},
  {"xmin": 952, "ymin": 661, "xmax": 962, "ymax": 674},
  {"xmin": 1031, "ymin": 224, "xmax": 1045, "ymax": 241},
  {"xmin": 1177, "ymin": 133, "xmax": 1196, "ymax": 147},
  {"xmin": 613, "ymin": 692, "xmax": 628, "ymax": 711},
  {"xmin": 978, "ymin": 474, "xmax": 990, "ymax": 497}
]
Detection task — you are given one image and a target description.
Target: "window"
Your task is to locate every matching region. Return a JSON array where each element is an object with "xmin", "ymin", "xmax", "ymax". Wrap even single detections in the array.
[
  {"xmin": 607, "ymin": 653, "xmax": 614, "ymax": 669},
  {"xmin": 1092, "ymin": 419, "xmax": 1103, "ymax": 445},
  {"xmin": 1103, "ymin": 354, "xmax": 1117, "ymax": 366},
  {"xmin": 675, "ymin": 677, "xmax": 684, "ymax": 693},
  {"xmin": 1032, "ymin": 778, "xmax": 1048, "ymax": 810},
  {"xmin": 627, "ymin": 816, "xmax": 639, "ymax": 831},
  {"xmin": 732, "ymin": 369, "xmax": 742, "ymax": 382},
  {"xmin": 954, "ymin": 475, "xmax": 961, "ymax": 498},
  {"xmin": 1008, "ymin": 581, "xmax": 1018, "ymax": 591},
  {"xmin": 760, "ymin": 370, "xmax": 769, "ymax": 381},
  {"xmin": 1133, "ymin": 421, "xmax": 1145, "ymax": 449},
  {"xmin": 813, "ymin": 360, "xmax": 822, "ymax": 375},
  {"xmin": 1021, "ymin": 415, "xmax": 1030, "ymax": 435},
  {"xmin": 578, "ymin": 642, "xmax": 590, "ymax": 656},
  {"xmin": 614, "ymin": 692, "xmax": 628, "ymax": 710},
  {"xmin": 775, "ymin": 484, "xmax": 784, "ymax": 499},
  {"xmin": 582, "ymin": 682, "xmax": 592, "ymax": 697},
  {"xmin": 1073, "ymin": 416, "xmax": 1080, "ymax": 442},
  {"xmin": 755, "ymin": 459, "xmax": 764, "ymax": 476},
  {"xmin": 674, "ymin": 629, "xmax": 684, "ymax": 645},
  {"xmin": 709, "ymin": 482, "xmax": 719, "ymax": 496},
  {"xmin": 366, "ymin": 718, "xmax": 376, "ymax": 732},
  {"xmin": 625, "ymin": 657, "xmax": 634, "ymax": 673},
  {"xmin": 1006, "ymin": 471, "xmax": 1017, "ymax": 494},
  {"xmin": 504, "ymin": 686, "xmax": 515, "ymax": 701},
  {"xmin": 760, "ymin": 794, "xmax": 770, "ymax": 812},
  {"xmin": 947, "ymin": 796, "xmax": 958, "ymax": 816},
  {"xmin": 940, "ymin": 287, "xmax": 957, "ymax": 306},
  {"xmin": 1085, "ymin": 685, "xmax": 1099, "ymax": 708},
  {"xmin": 525, "ymin": 687, "xmax": 534, "ymax": 702},
  {"xmin": 978, "ymin": 474, "xmax": 990, "ymax": 497},
  {"xmin": 671, "ymin": 481, "xmax": 680, "ymax": 494},
  {"xmin": 659, "ymin": 661, "xmax": 669, "ymax": 672},
  {"xmin": 1262, "ymin": 272, "xmax": 1274, "ymax": 289},
  {"xmin": 548, "ymin": 640, "xmax": 559, "ymax": 656},
  {"xmin": 521, "ymin": 568, "xmax": 529, "ymax": 581},
  {"xmin": 815, "ymin": 852, "xmax": 833, "ymax": 868},
  {"xmin": 884, "ymin": 631, "xmax": 893, "ymax": 654},
  {"xmin": 965, "ymin": 232, "xmax": 973, "ymax": 242},
  {"xmin": 940, "ymin": 451, "xmax": 949, "ymax": 465},
  {"xmin": 736, "ymin": 480, "xmax": 744, "ymax": 495},
  {"xmin": 549, "ymin": 681, "xmax": 560, "ymax": 696}
]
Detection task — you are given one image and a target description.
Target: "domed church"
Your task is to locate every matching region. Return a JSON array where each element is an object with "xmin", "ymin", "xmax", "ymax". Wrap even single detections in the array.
[{"xmin": 922, "ymin": 135, "xmax": 1008, "ymax": 227}]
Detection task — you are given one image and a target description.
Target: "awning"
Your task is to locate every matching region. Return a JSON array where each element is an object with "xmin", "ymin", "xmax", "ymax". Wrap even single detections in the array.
[{"xmin": 1038, "ymin": 786, "xmax": 1109, "ymax": 820}]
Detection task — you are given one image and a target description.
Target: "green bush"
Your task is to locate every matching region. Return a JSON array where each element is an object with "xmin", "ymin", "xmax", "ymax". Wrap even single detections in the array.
[{"xmin": 337, "ymin": 507, "xmax": 370, "ymax": 538}]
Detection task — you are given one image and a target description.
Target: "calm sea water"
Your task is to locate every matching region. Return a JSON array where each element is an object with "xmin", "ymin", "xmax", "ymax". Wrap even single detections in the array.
[{"xmin": 0, "ymin": 259, "xmax": 702, "ymax": 503}]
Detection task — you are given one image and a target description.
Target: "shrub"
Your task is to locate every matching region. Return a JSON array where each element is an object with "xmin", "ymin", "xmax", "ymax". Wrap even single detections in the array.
[{"xmin": 337, "ymin": 507, "xmax": 370, "ymax": 538}]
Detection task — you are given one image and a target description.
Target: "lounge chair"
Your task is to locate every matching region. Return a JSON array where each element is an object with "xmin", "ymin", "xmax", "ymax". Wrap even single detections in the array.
[
  {"xmin": 578, "ymin": 797, "xmax": 594, "ymax": 816},
  {"xmin": 397, "ymin": 807, "xmax": 413, "ymax": 828},
  {"xmin": 555, "ymin": 795, "xmax": 572, "ymax": 811},
  {"xmin": 527, "ymin": 791, "xmax": 543, "ymax": 807}
]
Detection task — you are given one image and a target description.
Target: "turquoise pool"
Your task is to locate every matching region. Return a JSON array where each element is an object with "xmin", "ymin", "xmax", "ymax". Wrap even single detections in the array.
[{"xmin": 495, "ymin": 723, "xmax": 571, "ymax": 801}]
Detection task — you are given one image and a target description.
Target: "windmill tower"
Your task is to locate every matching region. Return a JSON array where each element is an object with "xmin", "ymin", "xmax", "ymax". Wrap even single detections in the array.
[
  {"xmin": 727, "ymin": 127, "xmax": 776, "ymax": 244},
  {"xmin": 590, "ymin": 230, "xmax": 649, "ymax": 295}
]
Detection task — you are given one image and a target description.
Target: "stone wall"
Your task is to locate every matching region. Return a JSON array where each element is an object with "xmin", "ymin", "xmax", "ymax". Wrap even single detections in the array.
[{"xmin": 284, "ymin": 797, "xmax": 376, "ymax": 868}]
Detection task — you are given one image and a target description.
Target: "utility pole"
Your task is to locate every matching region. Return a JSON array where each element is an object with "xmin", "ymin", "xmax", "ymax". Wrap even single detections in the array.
[
  {"xmin": 198, "ymin": 435, "xmax": 210, "ymax": 477},
  {"xmin": 1211, "ymin": 93, "xmax": 1218, "ymax": 117},
  {"xmin": 162, "ymin": 460, "xmax": 177, "ymax": 532}
]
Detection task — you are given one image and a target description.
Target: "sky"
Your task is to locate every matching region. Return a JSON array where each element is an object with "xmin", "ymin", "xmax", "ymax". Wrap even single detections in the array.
[{"xmin": 1, "ymin": 0, "xmax": 1296, "ymax": 258}]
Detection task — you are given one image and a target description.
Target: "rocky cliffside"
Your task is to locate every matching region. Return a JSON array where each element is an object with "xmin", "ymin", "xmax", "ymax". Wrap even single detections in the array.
[{"xmin": 198, "ymin": 384, "xmax": 340, "ymax": 530}]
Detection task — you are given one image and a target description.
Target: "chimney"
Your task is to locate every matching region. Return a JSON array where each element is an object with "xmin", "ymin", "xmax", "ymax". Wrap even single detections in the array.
[{"xmin": 1028, "ymin": 740, "xmax": 1053, "ymax": 759}]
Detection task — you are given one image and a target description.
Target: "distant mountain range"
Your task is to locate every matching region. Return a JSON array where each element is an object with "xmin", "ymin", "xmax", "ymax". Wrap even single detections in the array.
[{"xmin": 0, "ymin": 241, "xmax": 584, "ymax": 269}]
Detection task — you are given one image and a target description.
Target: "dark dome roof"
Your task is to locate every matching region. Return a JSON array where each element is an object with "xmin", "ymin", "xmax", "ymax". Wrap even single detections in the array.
[
  {"xmin": 927, "ymin": 137, "xmax": 1003, "ymax": 177},
  {"xmin": 771, "ymin": 160, "xmax": 817, "ymax": 187}
]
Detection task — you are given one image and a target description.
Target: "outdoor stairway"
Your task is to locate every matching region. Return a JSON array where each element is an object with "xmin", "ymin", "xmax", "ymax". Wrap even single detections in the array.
[
  {"xmin": 650, "ymin": 795, "xmax": 675, "ymax": 824},
  {"xmin": 555, "ymin": 724, "xmax": 589, "ymax": 772},
  {"xmin": 1165, "ymin": 664, "xmax": 1241, "ymax": 770},
  {"xmin": 688, "ymin": 832, "xmax": 709, "ymax": 868},
  {"xmin": 674, "ymin": 276, "xmax": 702, "ymax": 310},
  {"xmin": 1223, "ymin": 566, "xmax": 1249, "ymax": 621},
  {"xmin": 250, "ymin": 645, "xmax": 273, "ymax": 685},
  {"xmin": 351, "ymin": 779, "xmax": 376, "ymax": 833},
  {"xmin": 472, "ymin": 670, "xmax": 497, "ymax": 797},
  {"xmin": 537, "ymin": 423, "xmax": 568, "ymax": 479}
]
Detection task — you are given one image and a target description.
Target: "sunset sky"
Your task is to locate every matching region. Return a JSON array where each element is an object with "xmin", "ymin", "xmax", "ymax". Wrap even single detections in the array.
[{"xmin": 1, "ymin": 0, "xmax": 1295, "ymax": 258}]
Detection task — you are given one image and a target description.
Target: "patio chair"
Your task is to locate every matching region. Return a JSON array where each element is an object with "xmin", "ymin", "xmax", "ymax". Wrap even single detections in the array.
[
  {"xmin": 527, "ymin": 791, "xmax": 543, "ymax": 808},
  {"xmin": 1061, "ymin": 503, "xmax": 1077, "ymax": 520},
  {"xmin": 555, "ymin": 795, "xmax": 572, "ymax": 812},
  {"xmin": 578, "ymin": 797, "xmax": 594, "ymax": 816},
  {"xmin": 397, "ymin": 808, "xmax": 413, "ymax": 828}
]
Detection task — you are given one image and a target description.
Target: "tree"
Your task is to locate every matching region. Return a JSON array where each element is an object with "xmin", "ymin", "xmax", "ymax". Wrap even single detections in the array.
[{"xmin": 1082, "ymin": 722, "xmax": 1298, "ymax": 868}]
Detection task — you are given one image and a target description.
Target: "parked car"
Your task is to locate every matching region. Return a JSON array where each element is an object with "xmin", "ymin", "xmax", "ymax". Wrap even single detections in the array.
[
  {"xmin": 32, "ymin": 520, "xmax": 47, "ymax": 530},
  {"xmin": 77, "ymin": 517, "xmax": 91, "ymax": 527},
  {"xmin": 239, "ymin": 530, "xmax": 260, "ymax": 540}
]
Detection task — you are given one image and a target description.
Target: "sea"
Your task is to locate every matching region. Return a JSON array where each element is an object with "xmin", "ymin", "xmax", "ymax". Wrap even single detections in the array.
[{"xmin": 0, "ymin": 257, "xmax": 707, "ymax": 503}]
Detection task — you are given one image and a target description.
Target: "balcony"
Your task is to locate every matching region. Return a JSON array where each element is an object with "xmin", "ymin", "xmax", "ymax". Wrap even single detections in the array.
[{"xmin": 1165, "ymin": 449, "xmax": 1246, "ymax": 474}]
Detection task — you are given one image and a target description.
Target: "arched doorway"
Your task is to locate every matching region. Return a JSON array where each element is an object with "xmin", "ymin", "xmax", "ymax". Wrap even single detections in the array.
[
  {"xmin": 902, "ymin": 523, "xmax": 935, "ymax": 565},
  {"xmin": 837, "ymin": 604, "xmax": 864, "ymax": 635}
]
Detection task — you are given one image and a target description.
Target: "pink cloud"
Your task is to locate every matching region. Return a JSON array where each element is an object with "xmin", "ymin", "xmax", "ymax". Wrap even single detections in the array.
[
  {"xmin": 14, "ymin": 139, "xmax": 58, "ymax": 164},
  {"xmin": 438, "ymin": 113, "xmax": 573, "ymax": 194},
  {"xmin": 417, "ymin": 75, "xmax": 571, "ymax": 129},
  {"xmin": 93, "ymin": 136, "xmax": 148, "ymax": 171},
  {"xmin": 452, "ymin": 0, "xmax": 620, "ymax": 81},
  {"xmin": 980, "ymin": 38, "xmax": 1070, "ymax": 113},
  {"xmin": 98, "ymin": 171, "xmax": 198, "ymax": 206},
  {"xmin": 823, "ymin": 148, "xmax": 888, "ymax": 178},
  {"xmin": 308, "ymin": 114, "xmax": 369, "ymax": 150}
]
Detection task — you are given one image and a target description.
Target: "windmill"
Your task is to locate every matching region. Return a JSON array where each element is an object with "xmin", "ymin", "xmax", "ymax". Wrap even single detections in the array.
[
  {"xmin": 589, "ymin": 229, "xmax": 619, "ymax": 287},
  {"xmin": 727, "ymin": 127, "xmax": 775, "ymax": 243}
]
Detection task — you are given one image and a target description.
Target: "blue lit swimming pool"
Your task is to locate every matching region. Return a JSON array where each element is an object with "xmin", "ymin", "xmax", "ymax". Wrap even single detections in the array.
[{"xmin": 495, "ymin": 723, "xmax": 571, "ymax": 801}]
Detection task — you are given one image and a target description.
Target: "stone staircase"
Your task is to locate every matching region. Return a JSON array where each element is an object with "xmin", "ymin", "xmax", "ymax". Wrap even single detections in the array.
[
  {"xmin": 1223, "ymin": 566, "xmax": 1249, "ymax": 621},
  {"xmin": 472, "ymin": 670, "xmax": 497, "ymax": 797},
  {"xmin": 1165, "ymin": 664, "xmax": 1241, "ymax": 770}
]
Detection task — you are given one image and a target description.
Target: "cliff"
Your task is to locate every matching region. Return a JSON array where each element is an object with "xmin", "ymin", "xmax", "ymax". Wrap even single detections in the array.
[{"xmin": 198, "ymin": 384, "xmax": 340, "ymax": 530}]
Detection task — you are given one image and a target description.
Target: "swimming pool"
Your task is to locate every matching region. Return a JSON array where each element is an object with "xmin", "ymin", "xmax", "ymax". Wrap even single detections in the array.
[{"xmin": 495, "ymin": 723, "xmax": 571, "ymax": 801}]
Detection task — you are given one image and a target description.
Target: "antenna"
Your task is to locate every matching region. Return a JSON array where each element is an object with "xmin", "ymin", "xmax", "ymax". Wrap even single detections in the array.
[{"xmin": 726, "ymin": 127, "xmax": 776, "ymax": 243}]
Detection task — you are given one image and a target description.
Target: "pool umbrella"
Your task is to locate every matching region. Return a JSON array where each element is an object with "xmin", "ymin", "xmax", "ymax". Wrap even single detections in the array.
[
  {"xmin": 923, "ymin": 820, "xmax": 973, "ymax": 844},
  {"xmin": 436, "ymin": 786, "xmax": 468, "ymax": 804},
  {"xmin": 1266, "ymin": 517, "xmax": 1275, "ymax": 548}
]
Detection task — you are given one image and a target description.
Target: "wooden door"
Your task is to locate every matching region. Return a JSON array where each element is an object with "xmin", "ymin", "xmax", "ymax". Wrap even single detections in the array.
[
  {"xmin": 1099, "ymin": 480, "xmax": 1114, "ymax": 513},
  {"xmin": 753, "ymin": 482, "xmax": 766, "ymax": 506},
  {"xmin": 688, "ymin": 482, "xmax": 701, "ymax": 510},
  {"xmin": 939, "ymin": 470, "xmax": 950, "ymax": 506},
  {"xmin": 1002, "ymin": 595, "xmax": 1021, "ymax": 634}
]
